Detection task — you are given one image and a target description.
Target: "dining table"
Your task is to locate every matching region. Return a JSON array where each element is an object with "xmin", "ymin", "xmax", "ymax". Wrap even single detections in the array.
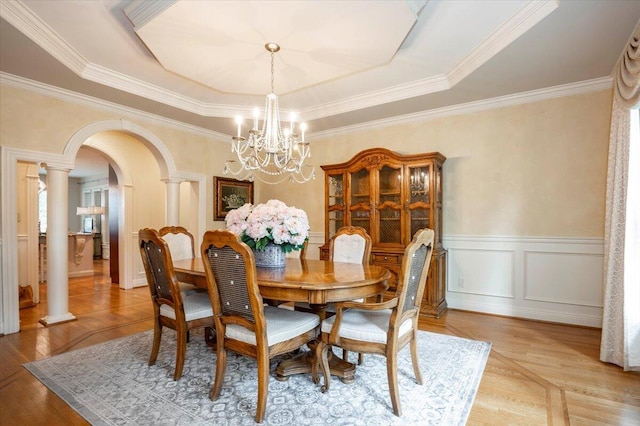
[{"xmin": 172, "ymin": 257, "xmax": 391, "ymax": 383}]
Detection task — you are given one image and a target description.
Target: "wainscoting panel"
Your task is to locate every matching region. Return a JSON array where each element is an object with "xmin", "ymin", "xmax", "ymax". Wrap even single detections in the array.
[
  {"xmin": 448, "ymin": 248, "xmax": 515, "ymax": 298},
  {"xmin": 443, "ymin": 236, "xmax": 604, "ymax": 327},
  {"xmin": 524, "ymin": 251, "xmax": 603, "ymax": 307},
  {"xmin": 306, "ymin": 232, "xmax": 324, "ymax": 260}
]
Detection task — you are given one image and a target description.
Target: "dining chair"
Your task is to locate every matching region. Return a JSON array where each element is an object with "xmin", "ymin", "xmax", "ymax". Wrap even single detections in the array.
[
  {"xmin": 159, "ymin": 226, "xmax": 195, "ymax": 260},
  {"xmin": 290, "ymin": 227, "xmax": 371, "ymax": 317},
  {"xmin": 329, "ymin": 226, "xmax": 372, "ymax": 364},
  {"xmin": 159, "ymin": 225, "xmax": 205, "ymax": 296},
  {"xmin": 200, "ymin": 230, "xmax": 322, "ymax": 423},
  {"xmin": 314, "ymin": 228, "xmax": 435, "ymax": 417},
  {"xmin": 138, "ymin": 228, "xmax": 215, "ymax": 381},
  {"xmin": 329, "ymin": 225, "xmax": 372, "ymax": 265}
]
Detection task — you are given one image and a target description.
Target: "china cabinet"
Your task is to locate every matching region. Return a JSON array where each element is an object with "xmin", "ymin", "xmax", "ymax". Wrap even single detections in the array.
[{"xmin": 319, "ymin": 148, "xmax": 447, "ymax": 317}]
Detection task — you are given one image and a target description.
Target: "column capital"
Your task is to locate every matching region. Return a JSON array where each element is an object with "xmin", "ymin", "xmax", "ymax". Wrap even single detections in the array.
[
  {"xmin": 162, "ymin": 177, "xmax": 184, "ymax": 185},
  {"xmin": 42, "ymin": 163, "xmax": 72, "ymax": 173}
]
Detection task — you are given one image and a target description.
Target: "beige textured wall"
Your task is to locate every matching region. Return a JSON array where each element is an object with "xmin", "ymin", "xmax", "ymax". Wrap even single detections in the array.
[
  {"xmin": 270, "ymin": 89, "xmax": 612, "ymax": 238},
  {"xmin": 1, "ymin": 84, "xmax": 612, "ymax": 239},
  {"xmin": 0, "ymin": 84, "xmax": 230, "ymax": 231}
]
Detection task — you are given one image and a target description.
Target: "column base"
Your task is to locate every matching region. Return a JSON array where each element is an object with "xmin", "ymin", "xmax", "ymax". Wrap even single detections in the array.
[{"xmin": 39, "ymin": 312, "xmax": 77, "ymax": 327}]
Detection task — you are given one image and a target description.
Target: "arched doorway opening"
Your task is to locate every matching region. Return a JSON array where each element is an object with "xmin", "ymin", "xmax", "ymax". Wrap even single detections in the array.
[{"xmin": 2, "ymin": 119, "xmax": 206, "ymax": 334}]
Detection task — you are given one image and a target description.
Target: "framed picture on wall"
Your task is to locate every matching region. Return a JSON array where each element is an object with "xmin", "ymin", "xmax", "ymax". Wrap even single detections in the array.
[{"xmin": 214, "ymin": 177, "xmax": 254, "ymax": 221}]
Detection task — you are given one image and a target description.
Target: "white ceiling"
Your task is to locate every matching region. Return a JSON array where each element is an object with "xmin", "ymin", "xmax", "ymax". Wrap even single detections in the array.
[{"xmin": 2, "ymin": 0, "xmax": 640, "ymax": 158}]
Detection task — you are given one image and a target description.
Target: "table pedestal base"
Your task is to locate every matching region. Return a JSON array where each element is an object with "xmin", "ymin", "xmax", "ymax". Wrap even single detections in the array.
[{"xmin": 275, "ymin": 342, "xmax": 356, "ymax": 384}]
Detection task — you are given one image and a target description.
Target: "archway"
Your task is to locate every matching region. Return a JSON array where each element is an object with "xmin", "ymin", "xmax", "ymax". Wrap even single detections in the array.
[{"xmin": 1, "ymin": 120, "xmax": 206, "ymax": 334}]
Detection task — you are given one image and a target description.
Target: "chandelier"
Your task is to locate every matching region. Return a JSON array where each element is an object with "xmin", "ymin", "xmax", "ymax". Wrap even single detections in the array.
[{"xmin": 223, "ymin": 43, "xmax": 315, "ymax": 184}]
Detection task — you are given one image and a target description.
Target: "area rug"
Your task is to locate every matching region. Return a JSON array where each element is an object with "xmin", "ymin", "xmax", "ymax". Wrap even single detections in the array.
[{"xmin": 24, "ymin": 329, "xmax": 491, "ymax": 425}]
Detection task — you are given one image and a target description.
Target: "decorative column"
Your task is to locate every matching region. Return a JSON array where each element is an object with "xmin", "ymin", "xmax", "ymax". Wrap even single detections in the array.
[
  {"xmin": 25, "ymin": 164, "xmax": 41, "ymax": 303},
  {"xmin": 164, "ymin": 178, "xmax": 181, "ymax": 226},
  {"xmin": 40, "ymin": 165, "xmax": 76, "ymax": 326}
]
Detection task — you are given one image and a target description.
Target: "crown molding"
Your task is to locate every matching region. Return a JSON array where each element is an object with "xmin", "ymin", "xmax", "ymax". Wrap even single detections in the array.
[
  {"xmin": 0, "ymin": 0, "xmax": 86, "ymax": 74},
  {"xmin": 121, "ymin": 0, "xmax": 177, "ymax": 30},
  {"xmin": 312, "ymin": 76, "xmax": 613, "ymax": 139},
  {"xmin": 0, "ymin": 72, "xmax": 228, "ymax": 142},
  {"xmin": 1, "ymin": 71, "xmax": 612, "ymax": 142},
  {"xmin": 303, "ymin": 0, "xmax": 559, "ymax": 121},
  {"xmin": 447, "ymin": 0, "xmax": 559, "ymax": 86},
  {"xmin": 301, "ymin": 74, "xmax": 451, "ymax": 121},
  {"xmin": 1, "ymin": 0, "xmax": 563, "ymax": 123}
]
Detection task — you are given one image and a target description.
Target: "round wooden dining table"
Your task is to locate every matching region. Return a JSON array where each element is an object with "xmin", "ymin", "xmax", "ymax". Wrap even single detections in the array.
[{"xmin": 172, "ymin": 257, "xmax": 391, "ymax": 382}]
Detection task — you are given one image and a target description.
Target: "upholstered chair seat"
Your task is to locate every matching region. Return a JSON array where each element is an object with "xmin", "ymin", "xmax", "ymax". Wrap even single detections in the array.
[
  {"xmin": 315, "ymin": 228, "xmax": 435, "ymax": 417},
  {"xmin": 321, "ymin": 308, "xmax": 413, "ymax": 343}
]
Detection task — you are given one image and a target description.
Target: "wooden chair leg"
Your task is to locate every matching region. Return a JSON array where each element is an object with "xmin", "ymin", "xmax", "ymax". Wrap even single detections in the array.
[
  {"xmin": 342, "ymin": 349, "xmax": 364, "ymax": 365},
  {"xmin": 173, "ymin": 326, "xmax": 188, "ymax": 381},
  {"xmin": 342, "ymin": 348, "xmax": 349, "ymax": 362},
  {"xmin": 410, "ymin": 335, "xmax": 423, "ymax": 385},
  {"xmin": 149, "ymin": 322, "xmax": 162, "ymax": 366},
  {"xmin": 255, "ymin": 349, "xmax": 270, "ymax": 423},
  {"xmin": 387, "ymin": 350, "xmax": 401, "ymax": 417},
  {"xmin": 210, "ymin": 345, "xmax": 227, "ymax": 400}
]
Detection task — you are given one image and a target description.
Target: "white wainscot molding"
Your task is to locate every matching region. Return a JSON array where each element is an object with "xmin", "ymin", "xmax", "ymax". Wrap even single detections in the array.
[
  {"xmin": 443, "ymin": 235, "xmax": 604, "ymax": 327},
  {"xmin": 306, "ymin": 232, "xmax": 324, "ymax": 260},
  {"xmin": 132, "ymin": 231, "xmax": 148, "ymax": 288}
]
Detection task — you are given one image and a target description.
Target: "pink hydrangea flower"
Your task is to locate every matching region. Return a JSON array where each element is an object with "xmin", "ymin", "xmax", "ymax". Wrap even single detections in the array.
[{"xmin": 224, "ymin": 199, "xmax": 309, "ymax": 253}]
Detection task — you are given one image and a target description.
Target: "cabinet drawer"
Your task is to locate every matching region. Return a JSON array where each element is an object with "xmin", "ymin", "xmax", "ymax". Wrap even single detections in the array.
[{"xmin": 372, "ymin": 253, "xmax": 401, "ymax": 264}]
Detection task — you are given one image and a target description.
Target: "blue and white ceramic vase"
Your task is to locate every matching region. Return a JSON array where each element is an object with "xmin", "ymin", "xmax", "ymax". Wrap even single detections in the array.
[{"xmin": 253, "ymin": 242, "xmax": 286, "ymax": 268}]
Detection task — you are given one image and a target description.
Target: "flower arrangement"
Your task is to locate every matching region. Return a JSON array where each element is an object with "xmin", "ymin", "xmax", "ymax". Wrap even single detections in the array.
[{"xmin": 225, "ymin": 199, "xmax": 309, "ymax": 253}]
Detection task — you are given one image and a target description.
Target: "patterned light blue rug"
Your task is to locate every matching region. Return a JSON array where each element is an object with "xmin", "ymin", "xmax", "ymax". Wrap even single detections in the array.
[{"xmin": 24, "ymin": 329, "xmax": 491, "ymax": 425}]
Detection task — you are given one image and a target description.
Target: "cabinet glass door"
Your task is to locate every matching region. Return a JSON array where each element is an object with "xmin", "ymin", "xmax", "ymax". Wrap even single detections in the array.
[
  {"xmin": 408, "ymin": 165, "xmax": 431, "ymax": 238},
  {"xmin": 350, "ymin": 168, "xmax": 370, "ymax": 234},
  {"xmin": 327, "ymin": 175, "xmax": 345, "ymax": 239},
  {"xmin": 377, "ymin": 165, "xmax": 402, "ymax": 244},
  {"xmin": 409, "ymin": 165, "xmax": 430, "ymax": 203}
]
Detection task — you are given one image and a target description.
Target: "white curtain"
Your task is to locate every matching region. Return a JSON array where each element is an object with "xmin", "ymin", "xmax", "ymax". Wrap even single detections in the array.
[{"xmin": 600, "ymin": 25, "xmax": 640, "ymax": 371}]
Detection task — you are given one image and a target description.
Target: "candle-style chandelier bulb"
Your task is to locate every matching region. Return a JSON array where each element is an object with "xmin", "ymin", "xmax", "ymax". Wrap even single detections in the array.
[{"xmin": 224, "ymin": 43, "xmax": 315, "ymax": 184}]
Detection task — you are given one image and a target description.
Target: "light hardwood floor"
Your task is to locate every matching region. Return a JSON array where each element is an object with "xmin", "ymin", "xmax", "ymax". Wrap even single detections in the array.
[{"xmin": 1, "ymin": 260, "xmax": 638, "ymax": 425}]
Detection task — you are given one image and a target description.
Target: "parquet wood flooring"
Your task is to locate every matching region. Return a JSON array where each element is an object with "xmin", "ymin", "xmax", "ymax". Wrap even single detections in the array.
[{"xmin": 1, "ymin": 260, "xmax": 638, "ymax": 425}]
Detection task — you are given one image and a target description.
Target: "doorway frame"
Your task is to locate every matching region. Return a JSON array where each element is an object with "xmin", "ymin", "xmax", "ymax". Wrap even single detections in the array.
[{"xmin": 1, "ymin": 119, "xmax": 206, "ymax": 335}]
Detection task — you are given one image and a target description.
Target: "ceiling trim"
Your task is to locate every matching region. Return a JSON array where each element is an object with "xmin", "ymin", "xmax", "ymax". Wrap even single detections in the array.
[
  {"xmin": 1, "ymin": 71, "xmax": 611, "ymax": 143},
  {"xmin": 0, "ymin": 0, "xmax": 86, "ymax": 74},
  {"xmin": 447, "ymin": 0, "xmax": 559, "ymax": 86},
  {"xmin": 312, "ymin": 76, "xmax": 613, "ymax": 139},
  {"xmin": 121, "ymin": 0, "xmax": 176, "ymax": 30},
  {"xmin": 0, "ymin": 72, "xmax": 227, "ymax": 142},
  {"xmin": 1, "ymin": 0, "xmax": 561, "ymax": 123},
  {"xmin": 301, "ymin": 74, "xmax": 451, "ymax": 121}
]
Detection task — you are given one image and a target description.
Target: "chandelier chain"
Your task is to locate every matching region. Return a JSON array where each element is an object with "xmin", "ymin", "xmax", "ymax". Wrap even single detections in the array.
[{"xmin": 270, "ymin": 49, "xmax": 275, "ymax": 94}]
